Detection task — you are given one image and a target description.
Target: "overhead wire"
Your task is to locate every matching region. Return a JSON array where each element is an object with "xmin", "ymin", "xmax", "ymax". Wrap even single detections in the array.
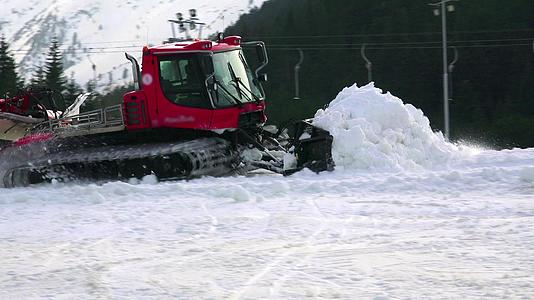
[
  {"xmin": 261, "ymin": 39, "xmax": 533, "ymax": 50},
  {"xmin": 265, "ymin": 43, "xmax": 533, "ymax": 51},
  {"xmin": 243, "ymin": 28, "xmax": 534, "ymax": 39},
  {"xmin": 6, "ymin": 27, "xmax": 533, "ymax": 50},
  {"xmin": 6, "ymin": 30, "xmax": 532, "ymax": 56},
  {"xmin": 10, "ymin": 40, "xmax": 533, "ymax": 54},
  {"xmin": 10, "ymin": 43, "xmax": 532, "ymax": 56}
]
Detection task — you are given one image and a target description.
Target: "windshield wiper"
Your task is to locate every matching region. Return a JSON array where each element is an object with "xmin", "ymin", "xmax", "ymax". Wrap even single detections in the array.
[
  {"xmin": 211, "ymin": 77, "xmax": 244, "ymax": 106},
  {"xmin": 239, "ymin": 53, "xmax": 262, "ymax": 103},
  {"xmin": 227, "ymin": 62, "xmax": 245, "ymax": 101},
  {"xmin": 233, "ymin": 75, "xmax": 263, "ymax": 103},
  {"xmin": 227, "ymin": 61, "xmax": 262, "ymax": 103}
]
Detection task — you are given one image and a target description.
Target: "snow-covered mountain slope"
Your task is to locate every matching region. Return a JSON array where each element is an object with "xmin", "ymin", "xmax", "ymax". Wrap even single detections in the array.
[
  {"xmin": 0, "ymin": 0, "xmax": 266, "ymax": 90},
  {"xmin": 1, "ymin": 83, "xmax": 533, "ymax": 298}
]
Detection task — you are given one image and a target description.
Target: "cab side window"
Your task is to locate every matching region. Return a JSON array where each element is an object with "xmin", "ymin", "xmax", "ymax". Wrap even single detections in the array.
[{"xmin": 158, "ymin": 55, "xmax": 209, "ymax": 108}]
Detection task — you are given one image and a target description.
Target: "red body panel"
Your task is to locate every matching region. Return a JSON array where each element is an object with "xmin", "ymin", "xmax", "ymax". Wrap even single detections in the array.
[
  {"xmin": 0, "ymin": 95, "xmax": 30, "ymax": 115},
  {"xmin": 211, "ymin": 102, "xmax": 266, "ymax": 129},
  {"xmin": 124, "ymin": 36, "xmax": 267, "ymax": 132},
  {"xmin": 123, "ymin": 91, "xmax": 151, "ymax": 130}
]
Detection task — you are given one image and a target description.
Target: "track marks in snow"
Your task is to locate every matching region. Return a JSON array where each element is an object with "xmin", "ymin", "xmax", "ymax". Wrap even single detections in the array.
[
  {"xmin": 2, "ymin": 147, "xmax": 534, "ymax": 298},
  {"xmin": 229, "ymin": 199, "xmax": 328, "ymax": 300},
  {"xmin": 201, "ymin": 202, "xmax": 219, "ymax": 233}
]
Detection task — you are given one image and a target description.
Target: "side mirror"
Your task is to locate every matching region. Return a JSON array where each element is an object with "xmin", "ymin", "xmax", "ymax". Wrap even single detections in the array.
[
  {"xmin": 243, "ymin": 41, "xmax": 269, "ymax": 81},
  {"xmin": 258, "ymin": 73, "xmax": 268, "ymax": 82},
  {"xmin": 255, "ymin": 44, "xmax": 267, "ymax": 64}
]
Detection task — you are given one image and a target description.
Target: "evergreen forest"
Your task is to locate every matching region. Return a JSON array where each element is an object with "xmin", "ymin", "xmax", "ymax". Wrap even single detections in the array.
[{"xmin": 226, "ymin": 0, "xmax": 534, "ymax": 148}]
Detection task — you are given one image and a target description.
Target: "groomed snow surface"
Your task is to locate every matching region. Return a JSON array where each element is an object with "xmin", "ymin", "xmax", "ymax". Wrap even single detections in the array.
[{"xmin": 1, "ymin": 83, "xmax": 534, "ymax": 299}]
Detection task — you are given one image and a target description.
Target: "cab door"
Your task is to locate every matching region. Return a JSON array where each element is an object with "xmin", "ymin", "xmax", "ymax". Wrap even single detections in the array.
[{"xmin": 154, "ymin": 54, "xmax": 213, "ymax": 130}]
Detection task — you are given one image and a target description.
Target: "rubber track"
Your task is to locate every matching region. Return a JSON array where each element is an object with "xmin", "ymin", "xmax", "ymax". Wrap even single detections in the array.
[{"xmin": 1, "ymin": 138, "xmax": 238, "ymax": 187}]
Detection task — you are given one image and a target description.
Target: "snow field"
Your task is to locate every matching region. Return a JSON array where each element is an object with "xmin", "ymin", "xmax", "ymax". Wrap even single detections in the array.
[
  {"xmin": 1, "ymin": 166, "xmax": 533, "ymax": 299},
  {"xmin": 1, "ymin": 83, "xmax": 534, "ymax": 298}
]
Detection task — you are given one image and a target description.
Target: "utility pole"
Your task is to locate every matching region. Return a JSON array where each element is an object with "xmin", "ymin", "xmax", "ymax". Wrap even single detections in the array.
[{"xmin": 429, "ymin": 0, "xmax": 457, "ymax": 141}]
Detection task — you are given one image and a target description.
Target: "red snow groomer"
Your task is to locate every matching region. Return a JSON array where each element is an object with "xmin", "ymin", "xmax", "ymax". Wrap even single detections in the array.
[{"xmin": 0, "ymin": 31, "xmax": 333, "ymax": 187}]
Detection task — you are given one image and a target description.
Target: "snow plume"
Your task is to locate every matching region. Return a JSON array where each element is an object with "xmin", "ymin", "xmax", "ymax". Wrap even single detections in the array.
[{"xmin": 313, "ymin": 83, "xmax": 464, "ymax": 171}]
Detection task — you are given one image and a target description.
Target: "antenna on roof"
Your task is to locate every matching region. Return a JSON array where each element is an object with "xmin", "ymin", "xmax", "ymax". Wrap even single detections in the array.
[{"xmin": 166, "ymin": 9, "xmax": 206, "ymax": 43}]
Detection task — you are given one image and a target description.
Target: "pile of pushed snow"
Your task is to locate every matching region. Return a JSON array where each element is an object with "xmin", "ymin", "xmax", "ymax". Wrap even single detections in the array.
[{"xmin": 313, "ymin": 83, "xmax": 462, "ymax": 171}]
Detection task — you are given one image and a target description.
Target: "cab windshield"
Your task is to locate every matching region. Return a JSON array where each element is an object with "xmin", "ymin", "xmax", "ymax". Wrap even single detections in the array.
[
  {"xmin": 211, "ymin": 50, "xmax": 263, "ymax": 108},
  {"xmin": 158, "ymin": 54, "xmax": 210, "ymax": 109}
]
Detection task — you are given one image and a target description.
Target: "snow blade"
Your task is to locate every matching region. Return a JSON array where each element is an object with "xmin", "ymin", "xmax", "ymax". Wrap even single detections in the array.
[{"xmin": 286, "ymin": 120, "xmax": 334, "ymax": 175}]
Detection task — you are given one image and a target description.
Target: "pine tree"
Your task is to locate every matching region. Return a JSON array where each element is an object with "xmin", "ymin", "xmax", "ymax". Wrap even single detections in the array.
[
  {"xmin": 30, "ymin": 64, "xmax": 46, "ymax": 87},
  {"xmin": 85, "ymin": 80, "xmax": 96, "ymax": 94},
  {"xmin": 64, "ymin": 72, "xmax": 82, "ymax": 107},
  {"xmin": 43, "ymin": 38, "xmax": 67, "ymax": 94},
  {"xmin": 0, "ymin": 35, "xmax": 20, "ymax": 97}
]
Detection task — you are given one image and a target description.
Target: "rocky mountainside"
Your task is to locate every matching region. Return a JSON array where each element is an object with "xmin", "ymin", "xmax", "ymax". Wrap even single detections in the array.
[{"xmin": 0, "ymin": 0, "xmax": 265, "ymax": 90}]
